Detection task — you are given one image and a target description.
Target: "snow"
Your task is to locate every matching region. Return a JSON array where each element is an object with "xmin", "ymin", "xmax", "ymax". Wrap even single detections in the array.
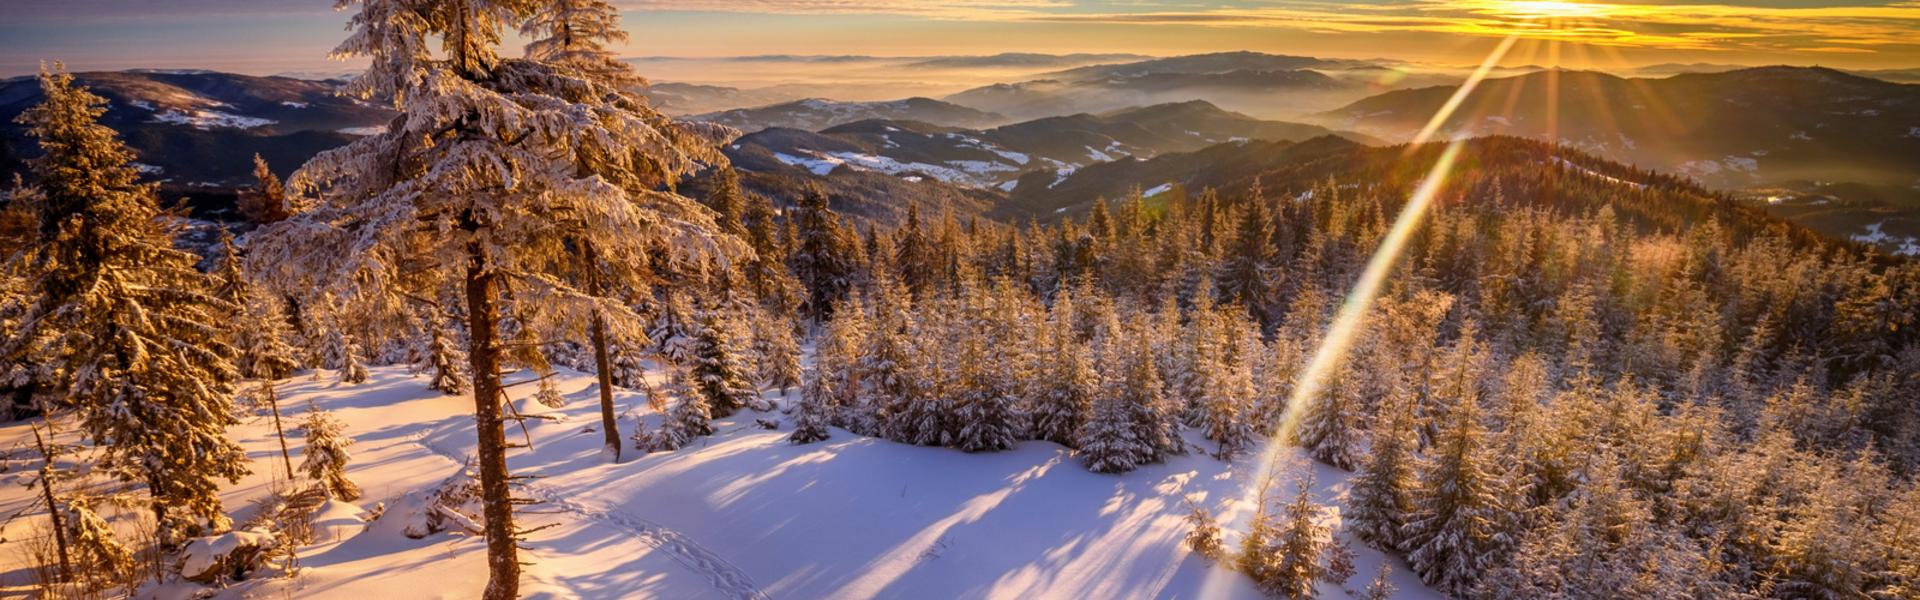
[
  {"xmin": 131, "ymin": 162, "xmax": 164, "ymax": 175},
  {"xmin": 1143, "ymin": 183, "xmax": 1174, "ymax": 197},
  {"xmin": 0, "ymin": 365, "xmax": 1440, "ymax": 599},
  {"xmin": 153, "ymin": 108, "xmax": 275, "ymax": 130},
  {"xmin": 1790, "ymin": 130, "xmax": 1812, "ymax": 141},
  {"xmin": 1552, "ymin": 157, "xmax": 1648, "ymax": 190},
  {"xmin": 1852, "ymin": 222, "xmax": 1920, "ymax": 256},
  {"xmin": 281, "ymin": 101, "xmax": 311, "ymax": 109},
  {"xmin": 1907, "ymin": 126, "xmax": 1920, "ymax": 139},
  {"xmin": 774, "ymin": 151, "xmax": 843, "ymax": 176},
  {"xmin": 1085, "ymin": 146, "xmax": 1114, "ymax": 162},
  {"xmin": 338, "ymin": 126, "xmax": 387, "ymax": 136},
  {"xmin": 1049, "ymin": 166, "xmax": 1077, "ymax": 189},
  {"xmin": 997, "ymin": 180, "xmax": 1019, "ymax": 192},
  {"xmin": 126, "ymin": 99, "xmax": 155, "ymax": 111}
]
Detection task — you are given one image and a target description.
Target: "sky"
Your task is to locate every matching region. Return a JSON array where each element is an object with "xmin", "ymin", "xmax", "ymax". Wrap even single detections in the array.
[{"xmin": 4, "ymin": 0, "xmax": 1920, "ymax": 77}]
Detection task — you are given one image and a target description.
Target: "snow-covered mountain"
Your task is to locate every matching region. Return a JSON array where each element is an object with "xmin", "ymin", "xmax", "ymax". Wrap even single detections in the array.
[
  {"xmin": 725, "ymin": 100, "xmax": 1363, "ymax": 193},
  {"xmin": 691, "ymin": 97, "xmax": 1008, "ymax": 134},
  {"xmin": 0, "ymin": 70, "xmax": 392, "ymax": 187}
]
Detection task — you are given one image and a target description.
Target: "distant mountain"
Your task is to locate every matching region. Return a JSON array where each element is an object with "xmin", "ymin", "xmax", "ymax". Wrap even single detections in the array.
[
  {"xmin": 637, "ymin": 81, "xmax": 800, "ymax": 116},
  {"xmin": 1314, "ymin": 66, "xmax": 1920, "ymax": 252},
  {"xmin": 904, "ymin": 53, "xmax": 1150, "ymax": 70},
  {"xmin": 726, "ymin": 100, "xmax": 1363, "ymax": 193},
  {"xmin": 943, "ymin": 52, "xmax": 1382, "ymax": 121},
  {"xmin": 692, "ymin": 97, "xmax": 1007, "ymax": 134},
  {"xmin": 1038, "ymin": 51, "xmax": 1359, "ymax": 81},
  {"xmin": 0, "ymin": 70, "xmax": 392, "ymax": 188}
]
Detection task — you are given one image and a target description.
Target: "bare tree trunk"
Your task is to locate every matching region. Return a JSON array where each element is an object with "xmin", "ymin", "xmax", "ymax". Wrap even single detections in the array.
[
  {"xmin": 465, "ymin": 238, "xmax": 520, "ymax": 600},
  {"xmin": 32, "ymin": 424, "xmax": 71, "ymax": 583},
  {"xmin": 264, "ymin": 380, "xmax": 293, "ymax": 480},
  {"xmin": 584, "ymin": 242, "xmax": 622, "ymax": 462}
]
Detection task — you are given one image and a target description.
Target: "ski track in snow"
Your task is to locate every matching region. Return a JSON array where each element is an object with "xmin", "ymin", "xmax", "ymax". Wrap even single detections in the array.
[{"xmin": 406, "ymin": 427, "xmax": 773, "ymax": 600}]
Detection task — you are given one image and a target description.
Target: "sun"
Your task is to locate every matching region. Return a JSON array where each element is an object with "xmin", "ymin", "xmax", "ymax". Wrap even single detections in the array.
[{"xmin": 1494, "ymin": 0, "xmax": 1613, "ymax": 20}]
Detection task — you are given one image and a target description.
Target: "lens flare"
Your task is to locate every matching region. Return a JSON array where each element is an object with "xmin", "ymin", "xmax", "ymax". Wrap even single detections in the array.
[{"xmin": 1194, "ymin": 34, "xmax": 1516, "ymax": 600}]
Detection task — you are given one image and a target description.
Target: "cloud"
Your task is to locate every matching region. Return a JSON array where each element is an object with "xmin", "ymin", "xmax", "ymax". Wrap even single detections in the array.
[{"xmin": 989, "ymin": 1, "xmax": 1920, "ymax": 55}]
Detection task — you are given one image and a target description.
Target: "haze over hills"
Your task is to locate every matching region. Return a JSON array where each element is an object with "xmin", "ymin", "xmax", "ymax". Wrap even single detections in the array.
[{"xmin": 691, "ymin": 97, "xmax": 1008, "ymax": 133}]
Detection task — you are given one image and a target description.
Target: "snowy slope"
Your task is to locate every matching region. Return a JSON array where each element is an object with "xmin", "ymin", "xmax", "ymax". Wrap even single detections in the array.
[{"xmin": 0, "ymin": 365, "xmax": 1440, "ymax": 599}]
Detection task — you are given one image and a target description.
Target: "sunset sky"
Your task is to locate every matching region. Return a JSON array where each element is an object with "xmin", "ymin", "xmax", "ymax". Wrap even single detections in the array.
[{"xmin": 4, "ymin": 0, "xmax": 1919, "ymax": 76}]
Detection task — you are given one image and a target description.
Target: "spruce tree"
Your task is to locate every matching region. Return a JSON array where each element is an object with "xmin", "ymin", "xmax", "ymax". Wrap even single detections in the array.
[
  {"xmin": 649, "ymin": 369, "xmax": 713, "ymax": 452},
  {"xmin": 416, "ymin": 315, "xmax": 470, "ymax": 395},
  {"xmin": 237, "ymin": 153, "xmax": 294, "ymax": 224},
  {"xmin": 1265, "ymin": 474, "xmax": 1328, "ymax": 599},
  {"xmin": 754, "ymin": 307, "xmax": 803, "ymax": 397},
  {"xmin": 248, "ymin": 2, "xmax": 742, "ymax": 594},
  {"xmin": 1030, "ymin": 289, "xmax": 1094, "ymax": 447},
  {"xmin": 4, "ymin": 66, "xmax": 248, "ymax": 539},
  {"xmin": 302, "ymin": 409, "xmax": 362, "ymax": 501},
  {"xmin": 1401, "ymin": 394, "xmax": 1514, "ymax": 597},
  {"xmin": 62, "ymin": 499, "xmax": 134, "ymax": 587},
  {"xmin": 789, "ymin": 366, "xmax": 834, "ymax": 444},
  {"xmin": 690, "ymin": 301, "xmax": 760, "ymax": 416},
  {"xmin": 1349, "ymin": 396, "xmax": 1419, "ymax": 551},
  {"xmin": 1296, "ymin": 364, "xmax": 1363, "ymax": 470}
]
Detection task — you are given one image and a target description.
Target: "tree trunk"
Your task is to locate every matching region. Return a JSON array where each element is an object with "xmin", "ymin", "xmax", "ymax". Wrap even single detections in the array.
[
  {"xmin": 584, "ymin": 242, "xmax": 622, "ymax": 462},
  {"xmin": 33, "ymin": 425, "xmax": 71, "ymax": 583},
  {"xmin": 465, "ymin": 239, "xmax": 520, "ymax": 600},
  {"xmin": 265, "ymin": 380, "xmax": 294, "ymax": 480}
]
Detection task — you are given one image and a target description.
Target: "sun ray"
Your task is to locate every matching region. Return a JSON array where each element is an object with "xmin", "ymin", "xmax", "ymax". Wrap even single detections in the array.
[{"xmin": 1195, "ymin": 33, "xmax": 1517, "ymax": 599}]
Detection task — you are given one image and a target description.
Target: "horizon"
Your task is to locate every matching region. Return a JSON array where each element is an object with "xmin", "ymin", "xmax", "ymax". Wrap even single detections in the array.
[{"xmin": 4, "ymin": 1, "xmax": 1920, "ymax": 78}]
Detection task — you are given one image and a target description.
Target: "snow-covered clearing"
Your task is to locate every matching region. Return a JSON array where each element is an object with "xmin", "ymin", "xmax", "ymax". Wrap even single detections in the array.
[
  {"xmin": 0, "ymin": 365, "xmax": 1437, "ymax": 599},
  {"xmin": 152, "ymin": 108, "xmax": 275, "ymax": 130}
]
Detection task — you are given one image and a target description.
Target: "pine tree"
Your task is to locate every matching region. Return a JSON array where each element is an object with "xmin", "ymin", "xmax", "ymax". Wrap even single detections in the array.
[
  {"xmin": 1363, "ymin": 564, "xmax": 1396, "ymax": 600},
  {"xmin": 1079, "ymin": 317, "xmax": 1171, "ymax": 472},
  {"xmin": 1182, "ymin": 496, "xmax": 1224, "ymax": 561},
  {"xmin": 416, "ymin": 315, "xmax": 470, "ymax": 395},
  {"xmin": 237, "ymin": 153, "xmax": 294, "ymax": 224},
  {"xmin": 302, "ymin": 409, "xmax": 362, "ymax": 501},
  {"xmin": 1350, "ymin": 396, "xmax": 1419, "ymax": 551},
  {"xmin": 1030, "ymin": 289, "xmax": 1094, "ymax": 447},
  {"xmin": 248, "ymin": 2, "xmax": 741, "ymax": 594},
  {"xmin": 789, "ymin": 366, "xmax": 834, "ymax": 444},
  {"xmin": 690, "ymin": 302, "xmax": 761, "ymax": 416},
  {"xmin": 1265, "ymin": 474, "xmax": 1329, "ymax": 599},
  {"xmin": 1401, "ymin": 395, "xmax": 1513, "ymax": 597},
  {"xmin": 754, "ymin": 307, "xmax": 803, "ymax": 396},
  {"xmin": 954, "ymin": 332, "xmax": 1019, "ymax": 452},
  {"xmin": 4, "ymin": 66, "xmax": 248, "ymax": 539},
  {"xmin": 1296, "ymin": 363, "xmax": 1364, "ymax": 469},
  {"xmin": 648, "ymin": 369, "xmax": 713, "ymax": 452},
  {"xmin": 61, "ymin": 499, "xmax": 134, "ymax": 587}
]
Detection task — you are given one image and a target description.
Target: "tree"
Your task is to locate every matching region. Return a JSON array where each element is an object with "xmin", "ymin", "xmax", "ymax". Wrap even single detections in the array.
[
  {"xmin": 415, "ymin": 314, "xmax": 470, "ymax": 395},
  {"xmin": 790, "ymin": 185, "xmax": 853, "ymax": 321},
  {"xmin": 953, "ymin": 331, "xmax": 1019, "ymax": 452},
  {"xmin": 789, "ymin": 366, "xmax": 833, "ymax": 444},
  {"xmin": 250, "ymin": 0, "xmax": 744, "ymax": 593},
  {"xmin": 4, "ymin": 66, "xmax": 247, "ymax": 540},
  {"xmin": 1030, "ymin": 289, "xmax": 1095, "ymax": 447},
  {"xmin": 689, "ymin": 301, "xmax": 761, "ymax": 416},
  {"xmin": 1350, "ymin": 396, "xmax": 1419, "ymax": 551},
  {"xmin": 1079, "ymin": 317, "xmax": 1172, "ymax": 473},
  {"xmin": 61, "ymin": 498, "xmax": 134, "ymax": 588},
  {"xmin": 237, "ymin": 153, "xmax": 295, "ymax": 224},
  {"xmin": 302, "ymin": 409, "xmax": 362, "ymax": 501},
  {"xmin": 1263, "ymin": 474, "xmax": 1329, "ymax": 599},
  {"xmin": 1401, "ymin": 396, "xmax": 1514, "ymax": 597},
  {"xmin": 754, "ymin": 307, "xmax": 803, "ymax": 396},
  {"xmin": 1363, "ymin": 564, "xmax": 1396, "ymax": 600},
  {"xmin": 1183, "ymin": 496, "xmax": 1224, "ymax": 561},
  {"xmin": 647, "ymin": 369, "xmax": 713, "ymax": 452}
]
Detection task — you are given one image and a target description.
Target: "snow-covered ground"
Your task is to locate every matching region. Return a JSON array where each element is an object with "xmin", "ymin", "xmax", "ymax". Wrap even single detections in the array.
[{"xmin": 0, "ymin": 365, "xmax": 1438, "ymax": 599}]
